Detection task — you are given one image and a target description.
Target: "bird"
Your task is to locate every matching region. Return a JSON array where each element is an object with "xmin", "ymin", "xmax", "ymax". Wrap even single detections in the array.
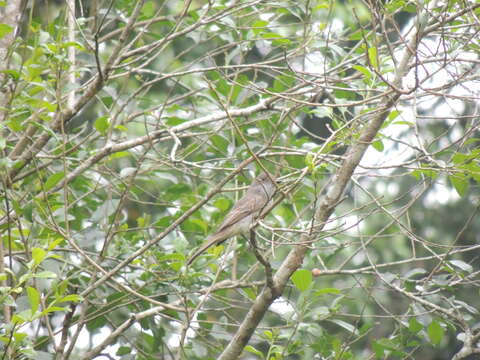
[{"xmin": 187, "ymin": 172, "xmax": 278, "ymax": 265}]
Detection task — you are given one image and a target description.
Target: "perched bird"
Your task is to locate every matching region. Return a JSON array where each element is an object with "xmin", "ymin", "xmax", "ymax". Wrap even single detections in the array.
[{"xmin": 187, "ymin": 172, "xmax": 277, "ymax": 265}]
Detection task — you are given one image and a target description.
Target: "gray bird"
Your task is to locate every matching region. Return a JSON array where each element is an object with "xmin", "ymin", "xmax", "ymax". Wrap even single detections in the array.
[{"xmin": 187, "ymin": 172, "xmax": 277, "ymax": 265}]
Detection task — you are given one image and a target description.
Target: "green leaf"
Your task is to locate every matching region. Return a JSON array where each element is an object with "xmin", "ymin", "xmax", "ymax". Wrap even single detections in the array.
[
  {"xmin": 54, "ymin": 280, "xmax": 69, "ymax": 298},
  {"xmin": 449, "ymin": 173, "xmax": 469, "ymax": 197},
  {"xmin": 461, "ymin": 162, "xmax": 480, "ymax": 183},
  {"xmin": 371, "ymin": 139, "xmax": 384, "ymax": 152},
  {"xmin": 86, "ymin": 315, "xmax": 107, "ymax": 331},
  {"xmin": 27, "ymin": 287, "xmax": 40, "ymax": 313},
  {"xmin": 35, "ymin": 271, "xmax": 57, "ymax": 279},
  {"xmin": 187, "ymin": 218, "xmax": 208, "ymax": 233},
  {"xmin": 48, "ymin": 238, "xmax": 64, "ymax": 251},
  {"xmin": 213, "ymin": 77, "xmax": 230, "ymax": 97},
  {"xmin": 230, "ymin": 74, "xmax": 249, "ymax": 104},
  {"xmin": 32, "ymin": 248, "xmax": 47, "ymax": 265},
  {"xmin": 315, "ymin": 287, "xmax": 341, "ymax": 296},
  {"xmin": 328, "ymin": 319, "xmax": 358, "ymax": 334},
  {"xmin": 101, "ymin": 96, "xmax": 113, "ymax": 108},
  {"xmin": 19, "ymin": 273, "xmax": 33, "ymax": 284},
  {"xmin": 7, "ymin": 117, "xmax": 24, "ymax": 132},
  {"xmin": 0, "ymin": 23, "xmax": 13, "ymax": 39},
  {"xmin": 108, "ymin": 151, "xmax": 130, "ymax": 160},
  {"xmin": 448, "ymin": 259, "xmax": 473, "ymax": 273},
  {"xmin": 12, "ymin": 332, "xmax": 28, "ymax": 343},
  {"xmin": 141, "ymin": 1, "xmax": 155, "ymax": 17},
  {"xmin": 245, "ymin": 345, "xmax": 264, "ymax": 357},
  {"xmin": 242, "ymin": 287, "xmax": 257, "ymax": 300},
  {"xmin": 372, "ymin": 338, "xmax": 398, "ymax": 358},
  {"xmin": 394, "ymin": 120, "xmax": 414, "ymax": 126},
  {"xmin": 427, "ymin": 320, "xmax": 444, "ymax": 345},
  {"xmin": 213, "ymin": 198, "xmax": 231, "ymax": 212},
  {"xmin": 210, "ymin": 134, "xmax": 229, "ymax": 152},
  {"xmin": 359, "ymin": 322, "xmax": 373, "ymax": 335},
  {"xmin": 404, "ymin": 4, "xmax": 417, "ymax": 12},
  {"xmin": 334, "ymin": 83, "xmax": 357, "ymax": 100},
  {"xmin": 388, "ymin": 110, "xmax": 401, "ymax": 121},
  {"xmin": 159, "ymin": 253, "xmax": 185, "ymax": 262},
  {"xmin": 12, "ymin": 313, "xmax": 27, "ymax": 325},
  {"xmin": 291, "ymin": 269, "xmax": 312, "ymax": 291},
  {"xmin": 368, "ymin": 47, "xmax": 378, "ymax": 69},
  {"xmin": 385, "ymin": 0, "xmax": 407, "ymax": 12},
  {"xmin": 272, "ymin": 74, "xmax": 295, "ymax": 92},
  {"xmin": 42, "ymin": 306, "xmax": 66, "ymax": 314},
  {"xmin": 285, "ymin": 155, "xmax": 304, "ymax": 169},
  {"xmin": 44, "ymin": 171, "xmax": 65, "ymax": 191},
  {"xmin": 404, "ymin": 268, "xmax": 427, "ymax": 281},
  {"xmin": 261, "ymin": 32, "xmax": 281, "ymax": 40},
  {"xmin": 263, "ymin": 330, "xmax": 273, "ymax": 340},
  {"xmin": 352, "ymin": 65, "xmax": 371, "ymax": 81},
  {"xmin": 196, "ymin": 312, "xmax": 212, "ymax": 330},
  {"xmin": 305, "ymin": 152, "xmax": 314, "ymax": 172},
  {"xmin": 58, "ymin": 294, "xmax": 83, "ymax": 303},
  {"xmin": 115, "ymin": 124, "xmax": 128, "ymax": 131},
  {"xmin": 117, "ymin": 347, "xmax": 132, "ymax": 356},
  {"xmin": 165, "ymin": 183, "xmax": 190, "ymax": 200},
  {"xmin": 410, "ymin": 164, "xmax": 438, "ymax": 180},
  {"xmin": 310, "ymin": 107, "xmax": 333, "ymax": 119},
  {"xmin": 94, "ymin": 115, "xmax": 109, "ymax": 135},
  {"xmin": 61, "ymin": 41, "xmax": 86, "ymax": 51},
  {"xmin": 452, "ymin": 153, "xmax": 471, "ymax": 165},
  {"xmin": 0, "ymin": 69, "xmax": 20, "ymax": 81},
  {"xmin": 251, "ymin": 20, "xmax": 268, "ymax": 35},
  {"xmin": 165, "ymin": 116, "xmax": 184, "ymax": 126},
  {"xmin": 210, "ymin": 244, "xmax": 225, "ymax": 258},
  {"xmin": 408, "ymin": 317, "xmax": 423, "ymax": 334}
]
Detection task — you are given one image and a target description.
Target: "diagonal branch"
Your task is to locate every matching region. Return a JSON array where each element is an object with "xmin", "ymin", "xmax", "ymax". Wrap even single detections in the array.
[
  {"xmin": 218, "ymin": 0, "xmax": 438, "ymax": 357},
  {"xmin": 5, "ymin": 0, "xmax": 146, "ymax": 182}
]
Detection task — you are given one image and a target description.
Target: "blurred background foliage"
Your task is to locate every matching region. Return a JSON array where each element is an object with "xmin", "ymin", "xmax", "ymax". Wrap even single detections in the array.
[{"xmin": 1, "ymin": 0, "xmax": 479, "ymax": 359}]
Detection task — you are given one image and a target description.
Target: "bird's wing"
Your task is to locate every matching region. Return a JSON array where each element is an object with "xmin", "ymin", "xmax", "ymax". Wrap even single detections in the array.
[{"xmin": 216, "ymin": 192, "xmax": 266, "ymax": 232}]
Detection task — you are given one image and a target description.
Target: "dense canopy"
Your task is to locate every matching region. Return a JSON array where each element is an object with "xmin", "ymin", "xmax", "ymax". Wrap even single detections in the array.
[{"xmin": 1, "ymin": 1, "xmax": 479, "ymax": 359}]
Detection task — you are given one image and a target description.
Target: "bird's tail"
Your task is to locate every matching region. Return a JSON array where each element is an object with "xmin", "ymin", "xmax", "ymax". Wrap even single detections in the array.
[{"xmin": 186, "ymin": 232, "xmax": 227, "ymax": 266}]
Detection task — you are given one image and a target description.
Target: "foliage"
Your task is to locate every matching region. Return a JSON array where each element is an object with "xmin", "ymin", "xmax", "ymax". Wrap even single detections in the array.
[{"xmin": 1, "ymin": 0, "xmax": 480, "ymax": 359}]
